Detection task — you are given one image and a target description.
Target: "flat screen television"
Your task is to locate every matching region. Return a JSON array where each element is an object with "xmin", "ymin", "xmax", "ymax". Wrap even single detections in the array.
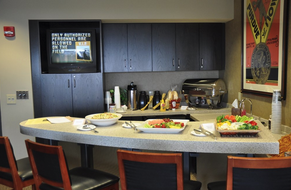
[{"xmin": 46, "ymin": 29, "xmax": 98, "ymax": 73}]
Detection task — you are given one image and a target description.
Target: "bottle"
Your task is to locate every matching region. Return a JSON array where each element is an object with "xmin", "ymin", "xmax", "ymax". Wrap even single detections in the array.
[
  {"xmin": 271, "ymin": 90, "xmax": 282, "ymax": 134},
  {"xmin": 160, "ymin": 98, "xmax": 166, "ymax": 112},
  {"xmin": 240, "ymin": 101, "xmax": 246, "ymax": 116}
]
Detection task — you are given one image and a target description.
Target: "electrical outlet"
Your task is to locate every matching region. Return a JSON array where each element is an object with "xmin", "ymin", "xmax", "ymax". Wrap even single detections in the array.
[
  {"xmin": 7, "ymin": 94, "xmax": 16, "ymax": 104},
  {"xmin": 16, "ymin": 91, "xmax": 29, "ymax": 99}
]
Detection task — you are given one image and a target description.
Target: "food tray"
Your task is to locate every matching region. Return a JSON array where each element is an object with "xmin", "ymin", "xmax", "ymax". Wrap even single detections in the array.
[
  {"xmin": 136, "ymin": 119, "xmax": 189, "ymax": 134},
  {"xmin": 216, "ymin": 129, "xmax": 261, "ymax": 137}
]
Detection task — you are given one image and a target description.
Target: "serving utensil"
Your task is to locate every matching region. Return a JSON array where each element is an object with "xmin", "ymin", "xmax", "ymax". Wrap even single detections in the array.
[
  {"xmin": 193, "ymin": 128, "xmax": 217, "ymax": 140},
  {"xmin": 125, "ymin": 121, "xmax": 141, "ymax": 132},
  {"xmin": 83, "ymin": 124, "xmax": 98, "ymax": 133}
]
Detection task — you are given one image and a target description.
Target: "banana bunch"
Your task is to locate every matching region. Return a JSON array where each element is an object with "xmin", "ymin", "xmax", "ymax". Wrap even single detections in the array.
[{"xmin": 140, "ymin": 96, "xmax": 154, "ymax": 111}]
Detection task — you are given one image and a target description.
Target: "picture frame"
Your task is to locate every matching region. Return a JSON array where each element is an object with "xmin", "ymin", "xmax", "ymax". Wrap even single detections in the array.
[{"xmin": 242, "ymin": 0, "xmax": 288, "ymax": 99}]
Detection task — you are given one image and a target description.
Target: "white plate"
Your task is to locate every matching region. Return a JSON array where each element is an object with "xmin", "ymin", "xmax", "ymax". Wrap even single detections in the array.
[
  {"xmin": 191, "ymin": 131, "xmax": 206, "ymax": 137},
  {"xmin": 76, "ymin": 125, "xmax": 96, "ymax": 131},
  {"xmin": 136, "ymin": 119, "xmax": 189, "ymax": 134}
]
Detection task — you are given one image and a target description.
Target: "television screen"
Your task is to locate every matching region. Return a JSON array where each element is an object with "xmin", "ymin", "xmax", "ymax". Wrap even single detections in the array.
[{"xmin": 49, "ymin": 31, "xmax": 94, "ymax": 64}]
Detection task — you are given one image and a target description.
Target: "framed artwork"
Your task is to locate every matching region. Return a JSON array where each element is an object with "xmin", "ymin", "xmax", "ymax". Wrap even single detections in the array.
[{"xmin": 242, "ymin": 0, "xmax": 288, "ymax": 99}]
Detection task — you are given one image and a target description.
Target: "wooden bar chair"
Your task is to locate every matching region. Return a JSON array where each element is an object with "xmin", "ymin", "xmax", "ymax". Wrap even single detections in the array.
[
  {"xmin": 207, "ymin": 156, "xmax": 291, "ymax": 190},
  {"xmin": 117, "ymin": 149, "xmax": 202, "ymax": 190},
  {"xmin": 0, "ymin": 136, "xmax": 35, "ymax": 190},
  {"xmin": 25, "ymin": 139, "xmax": 119, "ymax": 190}
]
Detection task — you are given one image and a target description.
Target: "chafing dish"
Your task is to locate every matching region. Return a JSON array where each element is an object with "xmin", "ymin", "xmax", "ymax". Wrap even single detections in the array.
[{"xmin": 182, "ymin": 79, "xmax": 227, "ymax": 109}]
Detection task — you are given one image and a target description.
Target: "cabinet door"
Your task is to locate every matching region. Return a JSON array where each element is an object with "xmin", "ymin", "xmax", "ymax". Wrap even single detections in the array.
[
  {"xmin": 72, "ymin": 73, "xmax": 104, "ymax": 117},
  {"xmin": 152, "ymin": 24, "xmax": 176, "ymax": 71},
  {"xmin": 128, "ymin": 24, "xmax": 152, "ymax": 72},
  {"xmin": 199, "ymin": 23, "xmax": 225, "ymax": 70},
  {"xmin": 175, "ymin": 24, "xmax": 200, "ymax": 71},
  {"xmin": 41, "ymin": 74, "xmax": 73, "ymax": 116},
  {"xmin": 103, "ymin": 24, "xmax": 128, "ymax": 72}
]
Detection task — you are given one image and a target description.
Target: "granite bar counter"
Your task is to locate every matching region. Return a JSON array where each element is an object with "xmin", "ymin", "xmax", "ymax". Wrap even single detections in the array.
[
  {"xmin": 20, "ymin": 113, "xmax": 279, "ymax": 155},
  {"xmin": 20, "ymin": 109, "xmax": 280, "ymax": 189}
]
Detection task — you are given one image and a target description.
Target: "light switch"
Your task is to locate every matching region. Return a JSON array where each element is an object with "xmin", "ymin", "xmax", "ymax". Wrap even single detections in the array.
[{"xmin": 7, "ymin": 94, "xmax": 16, "ymax": 104}]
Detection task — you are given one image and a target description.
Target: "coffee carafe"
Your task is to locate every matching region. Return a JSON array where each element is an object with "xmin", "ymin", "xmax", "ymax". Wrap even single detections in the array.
[
  {"xmin": 138, "ymin": 91, "xmax": 148, "ymax": 109},
  {"xmin": 127, "ymin": 82, "xmax": 137, "ymax": 110},
  {"xmin": 153, "ymin": 91, "xmax": 161, "ymax": 109}
]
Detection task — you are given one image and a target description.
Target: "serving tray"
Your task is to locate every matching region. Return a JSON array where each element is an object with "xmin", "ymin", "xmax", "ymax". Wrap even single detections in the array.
[
  {"xmin": 216, "ymin": 129, "xmax": 261, "ymax": 137},
  {"xmin": 136, "ymin": 119, "xmax": 189, "ymax": 134}
]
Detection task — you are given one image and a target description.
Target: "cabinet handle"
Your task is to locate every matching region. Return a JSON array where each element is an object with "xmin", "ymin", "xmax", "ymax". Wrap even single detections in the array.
[
  {"xmin": 178, "ymin": 58, "xmax": 180, "ymax": 69},
  {"xmin": 124, "ymin": 59, "xmax": 127, "ymax": 68},
  {"xmin": 129, "ymin": 59, "xmax": 132, "ymax": 70},
  {"xmin": 68, "ymin": 79, "xmax": 70, "ymax": 88},
  {"xmin": 172, "ymin": 59, "xmax": 175, "ymax": 67},
  {"xmin": 201, "ymin": 58, "xmax": 204, "ymax": 69},
  {"xmin": 73, "ymin": 76, "xmax": 76, "ymax": 88}
]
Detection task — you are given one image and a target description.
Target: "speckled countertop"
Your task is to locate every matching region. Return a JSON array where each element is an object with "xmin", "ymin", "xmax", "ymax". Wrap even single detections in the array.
[{"xmin": 20, "ymin": 107, "xmax": 280, "ymax": 154}]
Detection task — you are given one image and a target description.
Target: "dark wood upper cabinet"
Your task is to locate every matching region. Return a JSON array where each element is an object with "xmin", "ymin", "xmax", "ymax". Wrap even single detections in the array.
[
  {"xmin": 103, "ymin": 23, "xmax": 152, "ymax": 72},
  {"xmin": 128, "ymin": 24, "xmax": 152, "ymax": 72},
  {"xmin": 103, "ymin": 23, "xmax": 225, "ymax": 72},
  {"xmin": 103, "ymin": 24, "xmax": 128, "ymax": 72},
  {"xmin": 175, "ymin": 23, "xmax": 200, "ymax": 71},
  {"xmin": 152, "ymin": 24, "xmax": 176, "ymax": 71},
  {"xmin": 199, "ymin": 23, "xmax": 225, "ymax": 70}
]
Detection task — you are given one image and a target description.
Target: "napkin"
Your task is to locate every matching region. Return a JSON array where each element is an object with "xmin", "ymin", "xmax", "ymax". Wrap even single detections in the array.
[{"xmin": 232, "ymin": 99, "xmax": 238, "ymax": 108}]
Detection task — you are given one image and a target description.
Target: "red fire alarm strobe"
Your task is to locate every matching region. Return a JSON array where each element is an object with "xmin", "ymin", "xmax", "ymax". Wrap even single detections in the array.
[{"xmin": 4, "ymin": 26, "xmax": 15, "ymax": 37}]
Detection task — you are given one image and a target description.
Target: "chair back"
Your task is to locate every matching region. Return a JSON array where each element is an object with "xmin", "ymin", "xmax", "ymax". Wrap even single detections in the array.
[
  {"xmin": 25, "ymin": 139, "xmax": 72, "ymax": 190},
  {"xmin": 117, "ymin": 149, "xmax": 184, "ymax": 190},
  {"xmin": 226, "ymin": 156, "xmax": 291, "ymax": 190},
  {"xmin": 0, "ymin": 136, "xmax": 19, "ymax": 186},
  {"xmin": 0, "ymin": 136, "xmax": 34, "ymax": 190}
]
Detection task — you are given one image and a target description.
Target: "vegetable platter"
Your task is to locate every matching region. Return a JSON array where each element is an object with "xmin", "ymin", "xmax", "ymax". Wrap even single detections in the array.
[{"xmin": 216, "ymin": 115, "xmax": 260, "ymax": 137}]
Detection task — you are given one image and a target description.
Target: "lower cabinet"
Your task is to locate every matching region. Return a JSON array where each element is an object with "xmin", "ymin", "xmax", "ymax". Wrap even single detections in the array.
[{"xmin": 41, "ymin": 73, "xmax": 104, "ymax": 117}]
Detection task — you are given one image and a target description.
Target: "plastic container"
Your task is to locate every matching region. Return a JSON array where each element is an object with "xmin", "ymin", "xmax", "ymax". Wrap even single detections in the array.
[
  {"xmin": 148, "ymin": 91, "xmax": 154, "ymax": 109},
  {"xmin": 105, "ymin": 91, "xmax": 112, "ymax": 112},
  {"xmin": 271, "ymin": 90, "xmax": 282, "ymax": 134},
  {"xmin": 114, "ymin": 86, "xmax": 121, "ymax": 109}
]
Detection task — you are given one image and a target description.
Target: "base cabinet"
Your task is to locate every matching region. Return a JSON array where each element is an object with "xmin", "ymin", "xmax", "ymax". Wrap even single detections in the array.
[{"xmin": 41, "ymin": 73, "xmax": 103, "ymax": 117}]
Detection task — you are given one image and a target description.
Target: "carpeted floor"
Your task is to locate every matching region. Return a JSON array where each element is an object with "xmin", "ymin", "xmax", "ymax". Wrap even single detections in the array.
[{"xmin": 0, "ymin": 185, "xmax": 32, "ymax": 189}]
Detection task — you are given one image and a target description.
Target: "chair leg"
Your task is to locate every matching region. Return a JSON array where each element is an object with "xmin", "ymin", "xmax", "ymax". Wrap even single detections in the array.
[{"xmin": 31, "ymin": 184, "xmax": 37, "ymax": 190}]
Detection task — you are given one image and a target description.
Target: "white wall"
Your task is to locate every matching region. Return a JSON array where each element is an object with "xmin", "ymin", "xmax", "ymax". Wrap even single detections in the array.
[{"xmin": 0, "ymin": 0, "xmax": 233, "ymax": 159}]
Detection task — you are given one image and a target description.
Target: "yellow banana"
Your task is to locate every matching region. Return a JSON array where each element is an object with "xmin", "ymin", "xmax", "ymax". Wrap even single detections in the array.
[{"xmin": 141, "ymin": 96, "xmax": 153, "ymax": 111}]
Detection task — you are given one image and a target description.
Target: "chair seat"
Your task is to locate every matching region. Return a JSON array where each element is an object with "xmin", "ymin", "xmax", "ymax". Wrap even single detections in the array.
[
  {"xmin": 16, "ymin": 157, "xmax": 34, "ymax": 181},
  {"xmin": 184, "ymin": 180, "xmax": 202, "ymax": 190},
  {"xmin": 0, "ymin": 157, "xmax": 33, "ymax": 182},
  {"xmin": 39, "ymin": 167, "xmax": 119, "ymax": 190},
  {"xmin": 207, "ymin": 181, "xmax": 226, "ymax": 190}
]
